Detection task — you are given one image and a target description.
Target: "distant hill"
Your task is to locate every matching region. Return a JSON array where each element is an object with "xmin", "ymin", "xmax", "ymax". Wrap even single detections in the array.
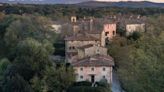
[
  {"xmin": 0, "ymin": 0, "xmax": 164, "ymax": 8},
  {"xmin": 75, "ymin": 1, "xmax": 164, "ymax": 8}
]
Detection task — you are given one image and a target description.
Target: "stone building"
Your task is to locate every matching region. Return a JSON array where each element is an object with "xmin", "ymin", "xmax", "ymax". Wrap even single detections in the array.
[
  {"xmin": 77, "ymin": 44, "xmax": 107, "ymax": 59},
  {"xmin": 87, "ymin": 31, "xmax": 101, "ymax": 40},
  {"xmin": 101, "ymin": 23, "xmax": 117, "ymax": 46},
  {"xmin": 72, "ymin": 22, "xmax": 80, "ymax": 34},
  {"xmin": 65, "ymin": 34, "xmax": 100, "ymax": 63},
  {"xmin": 71, "ymin": 16, "xmax": 77, "ymax": 23},
  {"xmin": 103, "ymin": 23, "xmax": 117, "ymax": 40},
  {"xmin": 81, "ymin": 17, "xmax": 94, "ymax": 31},
  {"xmin": 86, "ymin": 23, "xmax": 117, "ymax": 47},
  {"xmin": 126, "ymin": 23, "xmax": 145, "ymax": 36},
  {"xmin": 69, "ymin": 16, "xmax": 117, "ymax": 47},
  {"xmin": 109, "ymin": 14, "xmax": 146, "ymax": 36},
  {"xmin": 65, "ymin": 34, "xmax": 100, "ymax": 52},
  {"xmin": 65, "ymin": 33, "xmax": 115, "ymax": 84},
  {"xmin": 72, "ymin": 55, "xmax": 114, "ymax": 83},
  {"xmin": 65, "ymin": 16, "xmax": 115, "ymax": 84},
  {"xmin": 51, "ymin": 24, "xmax": 62, "ymax": 33}
]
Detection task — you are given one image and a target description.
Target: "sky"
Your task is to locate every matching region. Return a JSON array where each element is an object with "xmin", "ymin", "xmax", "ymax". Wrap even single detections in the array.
[{"xmin": 2, "ymin": 0, "xmax": 164, "ymax": 4}]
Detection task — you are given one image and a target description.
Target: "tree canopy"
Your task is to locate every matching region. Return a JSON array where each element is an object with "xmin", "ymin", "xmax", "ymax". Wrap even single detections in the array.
[
  {"xmin": 108, "ymin": 15, "xmax": 164, "ymax": 92},
  {"xmin": 0, "ymin": 14, "xmax": 75, "ymax": 92}
]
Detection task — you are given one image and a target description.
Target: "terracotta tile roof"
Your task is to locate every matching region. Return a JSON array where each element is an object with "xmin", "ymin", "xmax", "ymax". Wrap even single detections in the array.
[
  {"xmin": 125, "ymin": 20, "xmax": 145, "ymax": 24},
  {"xmin": 103, "ymin": 20, "xmax": 117, "ymax": 24},
  {"xmin": 65, "ymin": 34, "xmax": 100, "ymax": 41},
  {"xmin": 87, "ymin": 30, "xmax": 102, "ymax": 34},
  {"xmin": 72, "ymin": 55, "xmax": 114, "ymax": 67},
  {"xmin": 78, "ymin": 44, "xmax": 93, "ymax": 50}
]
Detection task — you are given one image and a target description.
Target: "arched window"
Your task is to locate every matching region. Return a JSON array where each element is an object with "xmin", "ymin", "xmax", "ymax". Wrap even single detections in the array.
[{"xmin": 73, "ymin": 19, "xmax": 75, "ymax": 22}]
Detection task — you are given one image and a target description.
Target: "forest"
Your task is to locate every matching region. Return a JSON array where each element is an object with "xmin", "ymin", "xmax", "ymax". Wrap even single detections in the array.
[
  {"xmin": 1, "ymin": 4, "xmax": 164, "ymax": 19},
  {"xmin": 0, "ymin": 13, "xmax": 76, "ymax": 92},
  {"xmin": 0, "ymin": 4, "xmax": 164, "ymax": 92},
  {"xmin": 108, "ymin": 15, "xmax": 164, "ymax": 92},
  {"xmin": 0, "ymin": 13, "xmax": 112, "ymax": 92}
]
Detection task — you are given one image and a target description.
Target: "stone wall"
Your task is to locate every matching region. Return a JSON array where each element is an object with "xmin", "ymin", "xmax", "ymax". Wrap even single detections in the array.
[
  {"xmin": 65, "ymin": 40, "xmax": 100, "ymax": 53},
  {"xmin": 126, "ymin": 23, "xmax": 145, "ymax": 36},
  {"xmin": 101, "ymin": 23, "xmax": 117, "ymax": 46},
  {"xmin": 103, "ymin": 23, "xmax": 117, "ymax": 39},
  {"xmin": 74, "ymin": 66, "xmax": 113, "ymax": 83},
  {"xmin": 77, "ymin": 46, "xmax": 108, "ymax": 59}
]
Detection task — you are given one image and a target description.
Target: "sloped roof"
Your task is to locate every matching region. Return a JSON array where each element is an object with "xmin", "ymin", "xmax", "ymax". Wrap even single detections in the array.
[
  {"xmin": 72, "ymin": 55, "xmax": 114, "ymax": 67},
  {"xmin": 65, "ymin": 34, "xmax": 100, "ymax": 41},
  {"xmin": 86, "ymin": 30, "xmax": 102, "ymax": 34},
  {"xmin": 125, "ymin": 20, "xmax": 145, "ymax": 25},
  {"xmin": 103, "ymin": 19, "xmax": 117, "ymax": 24},
  {"xmin": 78, "ymin": 44, "xmax": 93, "ymax": 50}
]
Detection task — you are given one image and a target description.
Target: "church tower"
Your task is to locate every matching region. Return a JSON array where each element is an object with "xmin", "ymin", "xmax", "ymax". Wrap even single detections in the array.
[{"xmin": 71, "ymin": 16, "xmax": 77, "ymax": 23}]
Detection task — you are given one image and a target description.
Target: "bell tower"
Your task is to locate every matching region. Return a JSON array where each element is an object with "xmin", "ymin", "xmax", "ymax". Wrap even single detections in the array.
[{"xmin": 71, "ymin": 16, "xmax": 77, "ymax": 23}]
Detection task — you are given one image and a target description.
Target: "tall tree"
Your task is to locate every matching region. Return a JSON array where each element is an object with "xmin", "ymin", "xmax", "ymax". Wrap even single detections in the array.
[
  {"xmin": 109, "ymin": 15, "xmax": 164, "ymax": 92},
  {"xmin": 14, "ymin": 38, "xmax": 54, "ymax": 76},
  {"xmin": 42, "ymin": 66, "xmax": 75, "ymax": 92}
]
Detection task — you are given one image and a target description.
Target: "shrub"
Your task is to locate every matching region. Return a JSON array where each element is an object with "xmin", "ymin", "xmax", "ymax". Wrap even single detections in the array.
[
  {"xmin": 72, "ymin": 81, "xmax": 92, "ymax": 86},
  {"xmin": 128, "ymin": 31, "xmax": 141, "ymax": 40},
  {"xmin": 67, "ymin": 86, "xmax": 110, "ymax": 92}
]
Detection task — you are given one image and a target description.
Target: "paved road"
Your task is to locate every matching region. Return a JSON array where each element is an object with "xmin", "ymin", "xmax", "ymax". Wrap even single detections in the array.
[{"xmin": 111, "ymin": 71, "xmax": 124, "ymax": 92}]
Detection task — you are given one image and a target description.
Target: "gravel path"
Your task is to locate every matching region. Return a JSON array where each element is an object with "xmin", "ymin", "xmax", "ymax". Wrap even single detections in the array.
[{"xmin": 111, "ymin": 71, "xmax": 124, "ymax": 92}]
